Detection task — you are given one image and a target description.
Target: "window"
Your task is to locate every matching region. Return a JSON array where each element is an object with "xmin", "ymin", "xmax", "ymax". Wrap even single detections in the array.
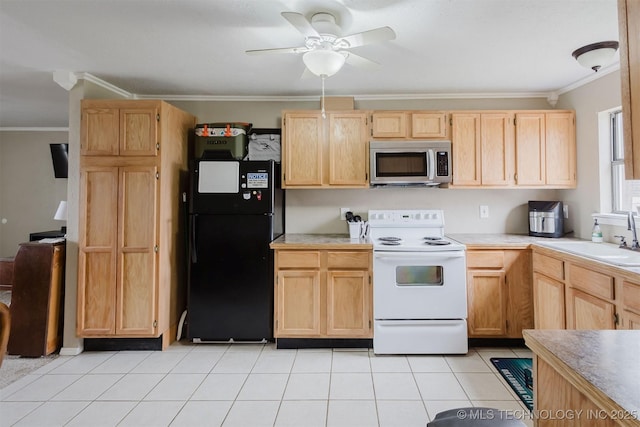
[{"xmin": 611, "ymin": 110, "xmax": 640, "ymax": 213}]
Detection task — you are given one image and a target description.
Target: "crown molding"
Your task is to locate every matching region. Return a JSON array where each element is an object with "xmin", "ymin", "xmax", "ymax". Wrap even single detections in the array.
[
  {"xmin": 556, "ymin": 62, "xmax": 620, "ymax": 95},
  {"xmin": 136, "ymin": 91, "xmax": 549, "ymax": 102},
  {"xmin": 77, "ymin": 72, "xmax": 134, "ymax": 98},
  {"xmin": 0, "ymin": 127, "xmax": 69, "ymax": 132}
]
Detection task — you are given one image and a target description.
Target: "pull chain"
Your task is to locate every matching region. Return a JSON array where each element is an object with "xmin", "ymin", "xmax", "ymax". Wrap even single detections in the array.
[{"xmin": 321, "ymin": 75, "xmax": 326, "ymax": 119}]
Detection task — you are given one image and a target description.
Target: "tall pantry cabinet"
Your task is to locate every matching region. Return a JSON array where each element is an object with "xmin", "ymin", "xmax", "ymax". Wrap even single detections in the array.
[{"xmin": 77, "ymin": 100, "xmax": 196, "ymax": 347}]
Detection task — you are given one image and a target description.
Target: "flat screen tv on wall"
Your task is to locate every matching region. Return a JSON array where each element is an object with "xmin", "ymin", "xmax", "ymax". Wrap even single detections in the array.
[{"xmin": 50, "ymin": 143, "xmax": 68, "ymax": 178}]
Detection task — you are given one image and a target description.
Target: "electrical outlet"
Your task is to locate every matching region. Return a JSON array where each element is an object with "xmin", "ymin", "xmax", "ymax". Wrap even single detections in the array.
[
  {"xmin": 479, "ymin": 205, "xmax": 489, "ymax": 218},
  {"xmin": 340, "ymin": 207, "xmax": 351, "ymax": 220},
  {"xmin": 563, "ymin": 204, "xmax": 569, "ymax": 219}
]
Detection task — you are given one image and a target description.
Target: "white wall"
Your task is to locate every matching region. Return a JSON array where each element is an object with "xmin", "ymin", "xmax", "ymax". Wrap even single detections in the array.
[
  {"xmin": 556, "ymin": 70, "xmax": 622, "ymax": 239},
  {"xmin": 0, "ymin": 130, "xmax": 68, "ymax": 257}
]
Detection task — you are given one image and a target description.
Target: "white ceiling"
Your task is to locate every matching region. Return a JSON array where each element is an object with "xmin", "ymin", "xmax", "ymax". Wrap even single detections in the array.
[{"xmin": 0, "ymin": 0, "xmax": 620, "ymax": 128}]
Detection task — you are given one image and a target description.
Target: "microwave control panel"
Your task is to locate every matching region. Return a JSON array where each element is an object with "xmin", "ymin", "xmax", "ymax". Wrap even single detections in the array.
[{"xmin": 436, "ymin": 151, "xmax": 449, "ymax": 176}]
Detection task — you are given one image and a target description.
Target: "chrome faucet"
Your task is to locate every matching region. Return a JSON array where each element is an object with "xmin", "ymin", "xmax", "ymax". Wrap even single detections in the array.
[{"xmin": 628, "ymin": 211, "xmax": 640, "ymax": 250}]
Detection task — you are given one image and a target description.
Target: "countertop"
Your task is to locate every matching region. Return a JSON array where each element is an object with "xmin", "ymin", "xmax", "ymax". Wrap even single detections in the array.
[
  {"xmin": 448, "ymin": 233, "xmax": 577, "ymax": 249},
  {"xmin": 523, "ymin": 329, "xmax": 640, "ymax": 425},
  {"xmin": 270, "ymin": 233, "xmax": 373, "ymax": 250}
]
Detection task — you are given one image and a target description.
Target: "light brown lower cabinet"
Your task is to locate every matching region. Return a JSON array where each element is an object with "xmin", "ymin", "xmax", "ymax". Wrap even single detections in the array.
[
  {"xmin": 466, "ymin": 249, "xmax": 533, "ymax": 338},
  {"xmin": 532, "ymin": 246, "xmax": 640, "ymax": 331},
  {"xmin": 274, "ymin": 249, "xmax": 372, "ymax": 338},
  {"xmin": 533, "ymin": 271, "xmax": 566, "ymax": 329}
]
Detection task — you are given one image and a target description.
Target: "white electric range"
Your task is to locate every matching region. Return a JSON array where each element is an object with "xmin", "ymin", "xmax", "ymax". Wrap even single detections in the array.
[{"xmin": 368, "ymin": 209, "xmax": 468, "ymax": 354}]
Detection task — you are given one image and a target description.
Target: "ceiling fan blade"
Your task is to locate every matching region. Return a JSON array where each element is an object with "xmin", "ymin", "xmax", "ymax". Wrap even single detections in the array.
[
  {"xmin": 337, "ymin": 26, "xmax": 396, "ymax": 48},
  {"xmin": 246, "ymin": 46, "xmax": 309, "ymax": 55},
  {"xmin": 281, "ymin": 12, "xmax": 320, "ymax": 38},
  {"xmin": 343, "ymin": 52, "xmax": 381, "ymax": 69}
]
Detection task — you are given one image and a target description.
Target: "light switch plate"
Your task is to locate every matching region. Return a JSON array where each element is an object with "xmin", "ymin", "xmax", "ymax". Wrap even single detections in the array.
[{"xmin": 479, "ymin": 205, "xmax": 489, "ymax": 218}]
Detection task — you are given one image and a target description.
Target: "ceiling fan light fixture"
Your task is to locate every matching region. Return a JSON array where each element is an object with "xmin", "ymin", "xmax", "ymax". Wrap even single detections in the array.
[
  {"xmin": 572, "ymin": 41, "xmax": 619, "ymax": 72},
  {"xmin": 303, "ymin": 50, "xmax": 346, "ymax": 77}
]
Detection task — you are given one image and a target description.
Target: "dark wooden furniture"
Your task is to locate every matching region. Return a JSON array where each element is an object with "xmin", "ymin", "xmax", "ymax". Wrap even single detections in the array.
[
  {"xmin": 29, "ymin": 230, "xmax": 65, "ymax": 241},
  {"xmin": 0, "ymin": 302, "xmax": 9, "ymax": 367},
  {"xmin": 8, "ymin": 241, "xmax": 65, "ymax": 357},
  {"xmin": 0, "ymin": 257, "xmax": 14, "ymax": 290}
]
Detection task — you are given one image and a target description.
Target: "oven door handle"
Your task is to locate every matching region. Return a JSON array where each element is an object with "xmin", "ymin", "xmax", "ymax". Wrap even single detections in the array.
[{"xmin": 374, "ymin": 251, "xmax": 465, "ymax": 261}]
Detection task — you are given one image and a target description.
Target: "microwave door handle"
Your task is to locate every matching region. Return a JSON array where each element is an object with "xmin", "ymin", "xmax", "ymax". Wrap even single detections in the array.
[{"xmin": 427, "ymin": 149, "xmax": 435, "ymax": 181}]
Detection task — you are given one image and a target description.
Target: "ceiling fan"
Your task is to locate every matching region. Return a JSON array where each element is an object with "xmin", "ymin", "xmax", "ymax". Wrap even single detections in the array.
[{"xmin": 246, "ymin": 12, "xmax": 396, "ymax": 78}]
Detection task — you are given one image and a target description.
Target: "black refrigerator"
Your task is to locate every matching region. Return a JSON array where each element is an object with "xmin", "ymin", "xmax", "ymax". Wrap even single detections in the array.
[{"xmin": 187, "ymin": 159, "xmax": 284, "ymax": 341}]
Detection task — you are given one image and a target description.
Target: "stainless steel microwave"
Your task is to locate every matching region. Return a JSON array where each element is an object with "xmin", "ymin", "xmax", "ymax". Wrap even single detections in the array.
[{"xmin": 369, "ymin": 140, "xmax": 452, "ymax": 186}]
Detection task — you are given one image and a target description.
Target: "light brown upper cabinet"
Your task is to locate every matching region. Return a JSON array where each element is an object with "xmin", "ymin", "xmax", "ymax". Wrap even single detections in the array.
[
  {"xmin": 515, "ymin": 111, "xmax": 576, "ymax": 188},
  {"xmin": 451, "ymin": 110, "xmax": 576, "ymax": 188},
  {"xmin": 81, "ymin": 102, "xmax": 159, "ymax": 156},
  {"xmin": 371, "ymin": 111, "xmax": 449, "ymax": 139},
  {"xmin": 281, "ymin": 110, "xmax": 369, "ymax": 188},
  {"xmin": 77, "ymin": 99, "xmax": 196, "ymax": 346},
  {"xmin": 619, "ymin": 0, "xmax": 640, "ymax": 179},
  {"xmin": 450, "ymin": 111, "xmax": 514, "ymax": 187}
]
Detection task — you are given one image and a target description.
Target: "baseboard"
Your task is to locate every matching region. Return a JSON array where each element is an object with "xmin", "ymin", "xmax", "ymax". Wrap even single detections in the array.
[
  {"xmin": 59, "ymin": 345, "xmax": 83, "ymax": 356},
  {"xmin": 276, "ymin": 338, "xmax": 373, "ymax": 349},
  {"xmin": 469, "ymin": 338, "xmax": 526, "ymax": 348},
  {"xmin": 84, "ymin": 337, "xmax": 164, "ymax": 351}
]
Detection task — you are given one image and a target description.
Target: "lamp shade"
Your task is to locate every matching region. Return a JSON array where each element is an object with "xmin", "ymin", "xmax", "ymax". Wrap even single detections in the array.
[
  {"xmin": 572, "ymin": 41, "xmax": 619, "ymax": 72},
  {"xmin": 303, "ymin": 50, "xmax": 346, "ymax": 77},
  {"xmin": 54, "ymin": 201, "xmax": 67, "ymax": 221}
]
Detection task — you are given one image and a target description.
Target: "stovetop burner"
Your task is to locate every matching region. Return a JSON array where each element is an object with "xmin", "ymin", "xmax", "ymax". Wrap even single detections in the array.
[
  {"xmin": 424, "ymin": 240, "xmax": 451, "ymax": 246},
  {"xmin": 368, "ymin": 209, "xmax": 466, "ymax": 252}
]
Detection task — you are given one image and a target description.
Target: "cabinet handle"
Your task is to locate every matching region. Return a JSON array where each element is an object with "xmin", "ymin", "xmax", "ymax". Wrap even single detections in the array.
[{"xmin": 614, "ymin": 312, "xmax": 620, "ymax": 325}]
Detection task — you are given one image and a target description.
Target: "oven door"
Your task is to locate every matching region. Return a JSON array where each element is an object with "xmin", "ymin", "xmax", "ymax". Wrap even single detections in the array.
[{"xmin": 373, "ymin": 250, "xmax": 467, "ymax": 319}]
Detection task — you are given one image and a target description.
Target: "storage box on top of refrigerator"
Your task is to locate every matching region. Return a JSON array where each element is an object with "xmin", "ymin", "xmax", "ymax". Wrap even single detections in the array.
[{"xmin": 187, "ymin": 159, "xmax": 284, "ymax": 342}]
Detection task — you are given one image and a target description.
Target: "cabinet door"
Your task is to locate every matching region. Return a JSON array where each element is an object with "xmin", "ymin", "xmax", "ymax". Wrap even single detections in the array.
[
  {"xmin": 371, "ymin": 112, "xmax": 407, "ymax": 138},
  {"xmin": 505, "ymin": 249, "xmax": 533, "ymax": 337},
  {"xmin": 451, "ymin": 113, "xmax": 481, "ymax": 186},
  {"xmin": 467, "ymin": 269, "xmax": 507, "ymax": 336},
  {"xmin": 515, "ymin": 113, "xmax": 546, "ymax": 186},
  {"xmin": 481, "ymin": 113, "xmax": 513, "ymax": 186},
  {"xmin": 545, "ymin": 112, "xmax": 576, "ymax": 187},
  {"xmin": 619, "ymin": 0, "xmax": 640, "ymax": 179},
  {"xmin": 276, "ymin": 270, "xmax": 321, "ymax": 336},
  {"xmin": 119, "ymin": 108, "xmax": 158, "ymax": 156},
  {"xmin": 623, "ymin": 310, "xmax": 640, "ymax": 329},
  {"xmin": 533, "ymin": 272, "xmax": 566, "ymax": 329},
  {"xmin": 328, "ymin": 112, "xmax": 369, "ymax": 186},
  {"xmin": 116, "ymin": 166, "xmax": 158, "ymax": 335},
  {"xmin": 81, "ymin": 107, "xmax": 120, "ymax": 155},
  {"xmin": 412, "ymin": 112, "xmax": 448, "ymax": 138},
  {"xmin": 282, "ymin": 113, "xmax": 323, "ymax": 186},
  {"xmin": 568, "ymin": 289, "xmax": 615, "ymax": 330},
  {"xmin": 326, "ymin": 270, "xmax": 371, "ymax": 337},
  {"xmin": 77, "ymin": 166, "xmax": 119, "ymax": 335}
]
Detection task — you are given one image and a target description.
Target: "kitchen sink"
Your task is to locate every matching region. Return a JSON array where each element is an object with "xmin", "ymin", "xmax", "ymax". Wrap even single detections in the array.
[{"xmin": 535, "ymin": 240, "xmax": 640, "ymax": 267}]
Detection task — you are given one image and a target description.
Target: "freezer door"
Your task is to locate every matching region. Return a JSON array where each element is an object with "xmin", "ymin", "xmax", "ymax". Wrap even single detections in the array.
[
  {"xmin": 187, "ymin": 214, "xmax": 275, "ymax": 341},
  {"xmin": 198, "ymin": 161, "xmax": 239, "ymax": 193},
  {"xmin": 189, "ymin": 159, "xmax": 280, "ymax": 215}
]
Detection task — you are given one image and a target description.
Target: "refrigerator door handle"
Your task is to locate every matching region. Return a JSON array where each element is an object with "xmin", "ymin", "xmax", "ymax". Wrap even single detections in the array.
[{"xmin": 190, "ymin": 215, "xmax": 198, "ymax": 263}]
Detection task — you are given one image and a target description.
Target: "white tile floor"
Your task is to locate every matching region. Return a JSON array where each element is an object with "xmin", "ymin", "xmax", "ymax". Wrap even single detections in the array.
[{"xmin": 1, "ymin": 343, "xmax": 534, "ymax": 427}]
